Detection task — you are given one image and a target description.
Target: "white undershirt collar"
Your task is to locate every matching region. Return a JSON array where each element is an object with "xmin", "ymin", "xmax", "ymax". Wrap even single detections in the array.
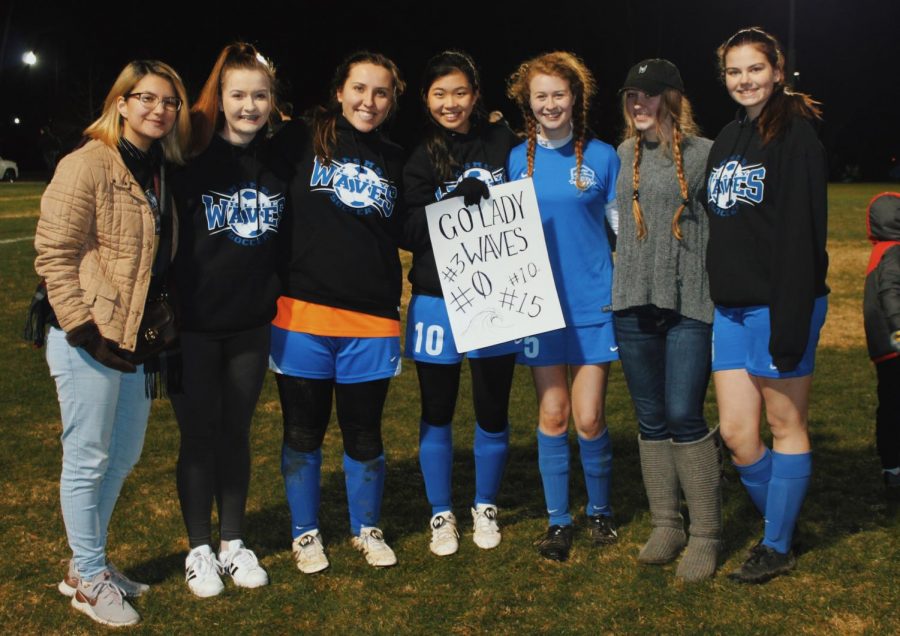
[{"xmin": 537, "ymin": 129, "xmax": 574, "ymax": 149}]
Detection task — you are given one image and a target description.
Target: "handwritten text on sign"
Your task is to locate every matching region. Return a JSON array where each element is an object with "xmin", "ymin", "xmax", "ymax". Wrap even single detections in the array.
[{"xmin": 425, "ymin": 178, "xmax": 564, "ymax": 352}]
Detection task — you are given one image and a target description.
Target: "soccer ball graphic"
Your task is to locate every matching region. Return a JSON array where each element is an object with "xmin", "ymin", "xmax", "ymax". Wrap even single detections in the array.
[
  {"xmin": 227, "ymin": 189, "xmax": 274, "ymax": 239},
  {"xmin": 333, "ymin": 163, "xmax": 382, "ymax": 209}
]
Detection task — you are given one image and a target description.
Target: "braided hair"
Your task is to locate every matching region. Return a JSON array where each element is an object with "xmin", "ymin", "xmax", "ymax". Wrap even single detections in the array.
[
  {"xmin": 620, "ymin": 87, "xmax": 700, "ymax": 240},
  {"xmin": 506, "ymin": 51, "xmax": 596, "ymax": 190}
]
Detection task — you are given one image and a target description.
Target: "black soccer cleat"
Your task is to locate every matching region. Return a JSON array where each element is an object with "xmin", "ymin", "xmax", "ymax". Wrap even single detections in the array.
[
  {"xmin": 535, "ymin": 525, "xmax": 574, "ymax": 562},
  {"xmin": 586, "ymin": 514, "xmax": 619, "ymax": 546},
  {"xmin": 727, "ymin": 541, "xmax": 796, "ymax": 584}
]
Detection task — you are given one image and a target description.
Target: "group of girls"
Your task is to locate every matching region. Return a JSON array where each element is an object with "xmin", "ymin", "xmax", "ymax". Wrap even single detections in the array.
[{"xmin": 34, "ymin": 25, "xmax": 828, "ymax": 627}]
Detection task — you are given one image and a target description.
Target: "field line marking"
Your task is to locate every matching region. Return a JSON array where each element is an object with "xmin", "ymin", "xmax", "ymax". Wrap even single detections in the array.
[{"xmin": 0, "ymin": 236, "xmax": 33, "ymax": 245}]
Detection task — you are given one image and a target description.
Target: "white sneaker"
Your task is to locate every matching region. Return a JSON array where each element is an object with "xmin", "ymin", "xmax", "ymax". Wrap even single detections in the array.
[
  {"xmin": 429, "ymin": 512, "xmax": 459, "ymax": 556},
  {"xmin": 59, "ymin": 559, "xmax": 149, "ymax": 598},
  {"xmin": 292, "ymin": 530, "xmax": 329, "ymax": 574},
  {"xmin": 184, "ymin": 545, "xmax": 224, "ymax": 598},
  {"xmin": 471, "ymin": 504, "xmax": 502, "ymax": 549},
  {"xmin": 219, "ymin": 540, "xmax": 269, "ymax": 589},
  {"xmin": 351, "ymin": 527, "xmax": 397, "ymax": 567},
  {"xmin": 71, "ymin": 570, "xmax": 140, "ymax": 627}
]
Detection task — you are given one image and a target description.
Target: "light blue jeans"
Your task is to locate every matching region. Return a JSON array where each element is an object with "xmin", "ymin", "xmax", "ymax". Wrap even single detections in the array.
[{"xmin": 46, "ymin": 327, "xmax": 151, "ymax": 579}]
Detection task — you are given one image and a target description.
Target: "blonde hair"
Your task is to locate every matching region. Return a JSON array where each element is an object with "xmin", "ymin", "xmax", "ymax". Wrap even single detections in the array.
[
  {"xmin": 506, "ymin": 51, "xmax": 596, "ymax": 190},
  {"xmin": 84, "ymin": 60, "xmax": 191, "ymax": 165},
  {"xmin": 620, "ymin": 88, "xmax": 700, "ymax": 240}
]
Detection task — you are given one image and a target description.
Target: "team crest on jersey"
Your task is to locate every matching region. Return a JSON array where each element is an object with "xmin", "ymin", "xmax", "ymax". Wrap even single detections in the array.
[
  {"xmin": 310, "ymin": 156, "xmax": 397, "ymax": 217},
  {"xmin": 569, "ymin": 164, "xmax": 596, "ymax": 189},
  {"xmin": 707, "ymin": 158, "xmax": 766, "ymax": 217},
  {"xmin": 435, "ymin": 163, "xmax": 506, "ymax": 201},
  {"xmin": 202, "ymin": 185, "xmax": 283, "ymax": 246}
]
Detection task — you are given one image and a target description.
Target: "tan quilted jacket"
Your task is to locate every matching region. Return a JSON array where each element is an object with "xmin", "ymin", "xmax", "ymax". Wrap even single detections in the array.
[{"xmin": 35, "ymin": 139, "xmax": 177, "ymax": 351}]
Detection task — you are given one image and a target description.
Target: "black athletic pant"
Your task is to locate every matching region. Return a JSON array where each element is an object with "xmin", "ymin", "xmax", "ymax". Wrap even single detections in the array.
[
  {"xmin": 170, "ymin": 325, "xmax": 269, "ymax": 548},
  {"xmin": 876, "ymin": 356, "xmax": 900, "ymax": 469},
  {"xmin": 277, "ymin": 374, "xmax": 390, "ymax": 461},
  {"xmin": 415, "ymin": 353, "xmax": 516, "ymax": 432}
]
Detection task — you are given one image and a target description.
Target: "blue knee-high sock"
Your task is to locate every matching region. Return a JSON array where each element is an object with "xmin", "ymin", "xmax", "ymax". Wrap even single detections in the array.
[
  {"xmin": 344, "ymin": 453, "xmax": 386, "ymax": 536},
  {"xmin": 537, "ymin": 429, "xmax": 571, "ymax": 526},
  {"xmin": 419, "ymin": 421, "xmax": 453, "ymax": 515},
  {"xmin": 578, "ymin": 429, "xmax": 613, "ymax": 518},
  {"xmin": 734, "ymin": 447, "xmax": 773, "ymax": 515},
  {"xmin": 281, "ymin": 445, "xmax": 322, "ymax": 539},
  {"xmin": 762, "ymin": 451, "xmax": 811, "ymax": 554},
  {"xmin": 473, "ymin": 422, "xmax": 509, "ymax": 507}
]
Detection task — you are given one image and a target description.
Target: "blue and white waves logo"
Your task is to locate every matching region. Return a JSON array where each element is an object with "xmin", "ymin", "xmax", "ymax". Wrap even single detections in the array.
[
  {"xmin": 310, "ymin": 157, "xmax": 397, "ymax": 217},
  {"xmin": 707, "ymin": 158, "xmax": 766, "ymax": 217},
  {"xmin": 436, "ymin": 163, "xmax": 506, "ymax": 201},
  {"xmin": 202, "ymin": 186, "xmax": 283, "ymax": 246},
  {"xmin": 569, "ymin": 164, "xmax": 596, "ymax": 189}
]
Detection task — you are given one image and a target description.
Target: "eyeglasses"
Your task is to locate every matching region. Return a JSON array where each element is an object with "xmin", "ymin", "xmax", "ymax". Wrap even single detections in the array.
[{"xmin": 126, "ymin": 92, "xmax": 183, "ymax": 112}]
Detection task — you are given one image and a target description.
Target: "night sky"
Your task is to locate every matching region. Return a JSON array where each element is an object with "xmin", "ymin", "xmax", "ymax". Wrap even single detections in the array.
[{"xmin": 2, "ymin": 0, "xmax": 898, "ymax": 179}]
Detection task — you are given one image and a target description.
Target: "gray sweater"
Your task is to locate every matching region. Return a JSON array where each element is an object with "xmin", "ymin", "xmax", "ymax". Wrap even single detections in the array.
[{"xmin": 612, "ymin": 135, "xmax": 714, "ymax": 323}]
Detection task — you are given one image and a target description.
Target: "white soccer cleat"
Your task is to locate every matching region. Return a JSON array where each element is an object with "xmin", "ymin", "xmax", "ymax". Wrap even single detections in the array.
[
  {"xmin": 351, "ymin": 527, "xmax": 397, "ymax": 567},
  {"xmin": 292, "ymin": 530, "xmax": 330, "ymax": 574},
  {"xmin": 429, "ymin": 512, "xmax": 460, "ymax": 557},
  {"xmin": 471, "ymin": 504, "xmax": 502, "ymax": 549}
]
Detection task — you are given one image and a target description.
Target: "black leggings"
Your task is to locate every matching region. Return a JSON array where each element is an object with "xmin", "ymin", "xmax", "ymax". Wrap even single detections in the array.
[
  {"xmin": 169, "ymin": 325, "xmax": 269, "ymax": 548},
  {"xmin": 277, "ymin": 374, "xmax": 390, "ymax": 461},
  {"xmin": 415, "ymin": 353, "xmax": 516, "ymax": 432}
]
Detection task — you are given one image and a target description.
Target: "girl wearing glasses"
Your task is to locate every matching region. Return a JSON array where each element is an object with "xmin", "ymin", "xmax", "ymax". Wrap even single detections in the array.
[
  {"xmin": 35, "ymin": 60, "xmax": 190, "ymax": 627},
  {"xmin": 169, "ymin": 42, "xmax": 282, "ymax": 598},
  {"xmin": 270, "ymin": 52, "xmax": 406, "ymax": 571},
  {"xmin": 705, "ymin": 27, "xmax": 828, "ymax": 584}
]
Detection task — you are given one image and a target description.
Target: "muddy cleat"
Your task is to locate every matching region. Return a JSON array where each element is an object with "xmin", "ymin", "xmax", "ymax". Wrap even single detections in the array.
[
  {"xmin": 292, "ymin": 530, "xmax": 330, "ymax": 574},
  {"xmin": 535, "ymin": 525, "xmax": 574, "ymax": 562},
  {"xmin": 71, "ymin": 570, "xmax": 140, "ymax": 627},
  {"xmin": 728, "ymin": 541, "xmax": 796, "ymax": 584},
  {"xmin": 351, "ymin": 527, "xmax": 397, "ymax": 567},
  {"xmin": 429, "ymin": 512, "xmax": 460, "ymax": 556},
  {"xmin": 586, "ymin": 514, "xmax": 619, "ymax": 546}
]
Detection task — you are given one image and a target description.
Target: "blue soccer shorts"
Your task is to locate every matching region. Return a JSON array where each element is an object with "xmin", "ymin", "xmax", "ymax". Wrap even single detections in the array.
[{"xmin": 711, "ymin": 295, "xmax": 827, "ymax": 379}]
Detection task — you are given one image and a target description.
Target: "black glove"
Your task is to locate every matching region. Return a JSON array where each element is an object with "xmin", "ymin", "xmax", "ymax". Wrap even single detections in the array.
[
  {"xmin": 66, "ymin": 321, "xmax": 136, "ymax": 373},
  {"xmin": 450, "ymin": 177, "xmax": 490, "ymax": 207}
]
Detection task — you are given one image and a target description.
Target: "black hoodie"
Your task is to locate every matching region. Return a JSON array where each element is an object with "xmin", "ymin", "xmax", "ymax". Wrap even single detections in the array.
[
  {"xmin": 273, "ymin": 117, "xmax": 405, "ymax": 320},
  {"xmin": 172, "ymin": 132, "xmax": 285, "ymax": 333},
  {"xmin": 704, "ymin": 113, "xmax": 829, "ymax": 372},
  {"xmin": 402, "ymin": 120, "xmax": 520, "ymax": 297}
]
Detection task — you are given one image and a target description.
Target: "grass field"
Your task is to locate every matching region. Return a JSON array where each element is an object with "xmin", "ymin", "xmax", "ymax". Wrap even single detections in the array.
[{"xmin": 1, "ymin": 182, "xmax": 897, "ymax": 634}]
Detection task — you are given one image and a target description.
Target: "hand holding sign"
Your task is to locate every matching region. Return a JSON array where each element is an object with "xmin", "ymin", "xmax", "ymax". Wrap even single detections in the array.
[{"xmin": 425, "ymin": 178, "xmax": 565, "ymax": 352}]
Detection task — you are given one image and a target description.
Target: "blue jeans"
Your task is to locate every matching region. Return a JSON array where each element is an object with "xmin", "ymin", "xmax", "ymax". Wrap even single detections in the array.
[
  {"xmin": 614, "ymin": 307, "xmax": 711, "ymax": 442},
  {"xmin": 46, "ymin": 328, "xmax": 151, "ymax": 579}
]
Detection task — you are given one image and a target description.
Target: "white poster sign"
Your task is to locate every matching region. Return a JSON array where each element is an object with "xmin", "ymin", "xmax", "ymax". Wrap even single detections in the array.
[{"xmin": 425, "ymin": 178, "xmax": 565, "ymax": 352}]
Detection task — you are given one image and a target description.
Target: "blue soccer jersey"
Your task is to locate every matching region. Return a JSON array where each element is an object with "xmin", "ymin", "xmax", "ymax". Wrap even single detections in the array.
[{"xmin": 507, "ymin": 138, "xmax": 619, "ymax": 326}]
